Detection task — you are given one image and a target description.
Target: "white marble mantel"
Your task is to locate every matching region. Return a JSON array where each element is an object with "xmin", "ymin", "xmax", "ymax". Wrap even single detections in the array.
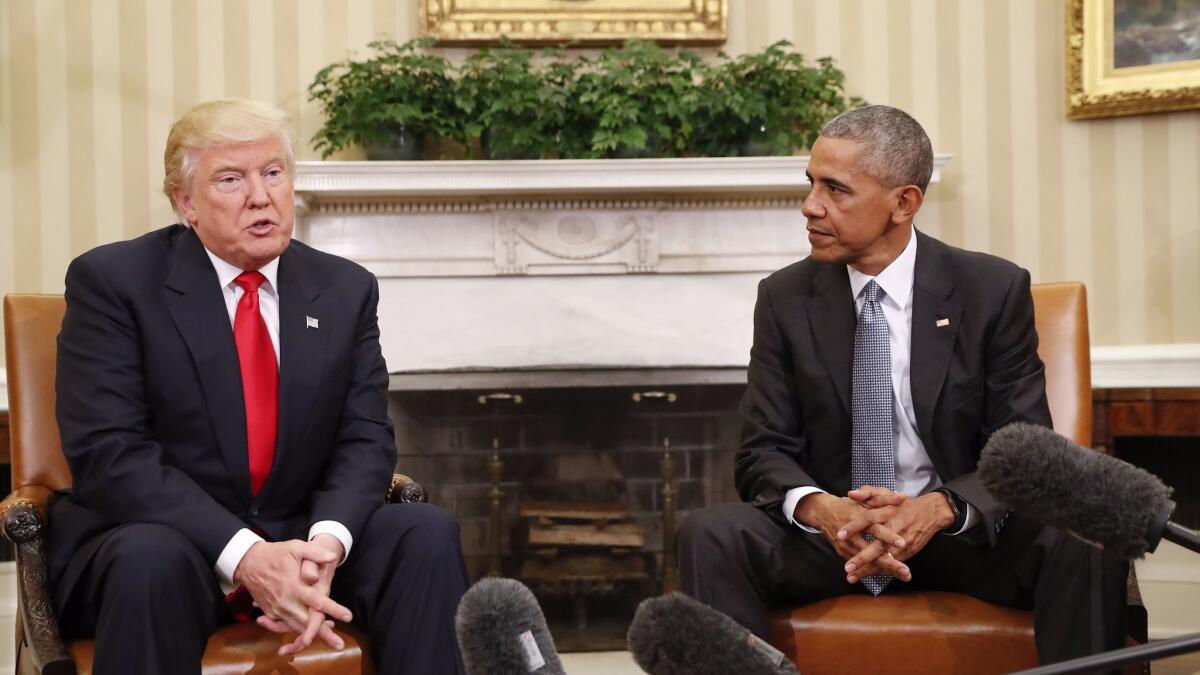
[
  {"xmin": 294, "ymin": 156, "xmax": 950, "ymax": 382},
  {"xmin": 294, "ymin": 155, "xmax": 950, "ymax": 201}
]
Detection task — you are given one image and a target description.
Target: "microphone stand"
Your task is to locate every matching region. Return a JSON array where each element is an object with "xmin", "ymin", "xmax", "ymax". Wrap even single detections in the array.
[
  {"xmin": 1010, "ymin": 632, "xmax": 1200, "ymax": 675},
  {"xmin": 1161, "ymin": 520, "xmax": 1200, "ymax": 554}
]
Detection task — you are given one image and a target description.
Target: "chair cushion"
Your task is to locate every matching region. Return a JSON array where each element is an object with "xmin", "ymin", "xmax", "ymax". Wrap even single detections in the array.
[
  {"xmin": 768, "ymin": 592, "xmax": 1037, "ymax": 675},
  {"xmin": 67, "ymin": 622, "xmax": 373, "ymax": 675}
]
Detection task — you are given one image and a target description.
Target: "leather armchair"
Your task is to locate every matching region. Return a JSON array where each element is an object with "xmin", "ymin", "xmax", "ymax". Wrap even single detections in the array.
[
  {"xmin": 2, "ymin": 294, "xmax": 426, "ymax": 675},
  {"xmin": 766, "ymin": 282, "xmax": 1147, "ymax": 674}
]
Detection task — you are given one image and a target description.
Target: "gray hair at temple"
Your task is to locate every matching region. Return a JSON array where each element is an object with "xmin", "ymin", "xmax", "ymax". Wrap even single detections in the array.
[
  {"xmin": 162, "ymin": 99, "xmax": 295, "ymax": 225},
  {"xmin": 819, "ymin": 105, "xmax": 934, "ymax": 194}
]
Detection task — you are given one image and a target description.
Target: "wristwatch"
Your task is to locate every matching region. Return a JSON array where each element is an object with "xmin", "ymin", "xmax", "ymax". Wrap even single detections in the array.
[{"xmin": 934, "ymin": 488, "xmax": 968, "ymax": 534}]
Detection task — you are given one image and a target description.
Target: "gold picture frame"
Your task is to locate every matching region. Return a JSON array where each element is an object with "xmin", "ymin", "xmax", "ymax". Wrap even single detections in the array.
[
  {"xmin": 1066, "ymin": 0, "xmax": 1200, "ymax": 119},
  {"xmin": 420, "ymin": 0, "xmax": 727, "ymax": 45}
]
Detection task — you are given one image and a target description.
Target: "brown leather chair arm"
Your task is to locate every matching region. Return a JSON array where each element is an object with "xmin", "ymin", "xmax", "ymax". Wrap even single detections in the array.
[
  {"xmin": 1, "ymin": 485, "xmax": 74, "ymax": 675},
  {"xmin": 387, "ymin": 473, "xmax": 428, "ymax": 504},
  {"xmin": 1, "ymin": 485, "xmax": 55, "ymax": 542}
]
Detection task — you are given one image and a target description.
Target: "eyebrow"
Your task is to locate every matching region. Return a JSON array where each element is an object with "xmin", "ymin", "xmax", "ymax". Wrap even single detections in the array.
[
  {"xmin": 208, "ymin": 156, "xmax": 287, "ymax": 177},
  {"xmin": 805, "ymin": 171, "xmax": 854, "ymax": 193}
]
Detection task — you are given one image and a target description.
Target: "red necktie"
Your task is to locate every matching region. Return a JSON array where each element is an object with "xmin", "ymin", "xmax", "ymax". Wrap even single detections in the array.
[{"xmin": 233, "ymin": 271, "xmax": 277, "ymax": 497}]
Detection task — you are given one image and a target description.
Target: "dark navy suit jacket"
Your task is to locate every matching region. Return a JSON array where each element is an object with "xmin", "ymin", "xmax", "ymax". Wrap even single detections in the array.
[
  {"xmin": 735, "ymin": 229, "xmax": 1052, "ymax": 546},
  {"xmin": 50, "ymin": 224, "xmax": 396, "ymax": 600}
]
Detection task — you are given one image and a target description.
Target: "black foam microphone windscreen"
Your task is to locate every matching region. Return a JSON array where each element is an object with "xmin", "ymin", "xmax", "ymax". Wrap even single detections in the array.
[
  {"xmin": 978, "ymin": 422, "xmax": 1174, "ymax": 559},
  {"xmin": 627, "ymin": 593, "xmax": 800, "ymax": 675},
  {"xmin": 455, "ymin": 577, "xmax": 565, "ymax": 675}
]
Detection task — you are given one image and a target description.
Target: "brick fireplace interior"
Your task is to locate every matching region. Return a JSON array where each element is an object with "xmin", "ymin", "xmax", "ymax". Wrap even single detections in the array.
[{"xmin": 389, "ymin": 381, "xmax": 744, "ymax": 651}]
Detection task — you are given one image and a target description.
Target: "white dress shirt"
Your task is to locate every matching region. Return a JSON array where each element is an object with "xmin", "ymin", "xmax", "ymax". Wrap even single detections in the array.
[
  {"xmin": 782, "ymin": 226, "xmax": 976, "ymax": 534},
  {"xmin": 203, "ymin": 247, "xmax": 353, "ymax": 593}
]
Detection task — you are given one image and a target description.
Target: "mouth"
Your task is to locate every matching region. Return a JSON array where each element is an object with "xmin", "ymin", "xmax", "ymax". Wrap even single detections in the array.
[
  {"xmin": 246, "ymin": 219, "xmax": 277, "ymax": 236},
  {"xmin": 806, "ymin": 225, "xmax": 834, "ymax": 241}
]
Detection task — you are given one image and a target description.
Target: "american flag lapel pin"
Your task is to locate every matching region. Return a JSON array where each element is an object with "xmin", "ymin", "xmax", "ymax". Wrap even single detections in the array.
[
  {"xmin": 936, "ymin": 318, "xmax": 950, "ymax": 328},
  {"xmin": 306, "ymin": 316, "xmax": 319, "ymax": 329}
]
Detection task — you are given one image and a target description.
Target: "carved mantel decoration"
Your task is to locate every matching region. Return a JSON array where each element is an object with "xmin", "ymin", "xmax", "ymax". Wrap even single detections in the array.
[{"xmin": 420, "ymin": 0, "xmax": 727, "ymax": 45}]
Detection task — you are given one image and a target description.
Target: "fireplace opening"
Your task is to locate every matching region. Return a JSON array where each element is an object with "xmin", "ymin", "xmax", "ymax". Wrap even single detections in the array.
[{"xmin": 389, "ymin": 381, "xmax": 744, "ymax": 651}]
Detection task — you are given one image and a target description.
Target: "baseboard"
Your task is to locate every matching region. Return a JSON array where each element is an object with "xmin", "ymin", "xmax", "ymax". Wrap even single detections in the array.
[{"xmin": 1137, "ymin": 541, "xmax": 1200, "ymax": 640}]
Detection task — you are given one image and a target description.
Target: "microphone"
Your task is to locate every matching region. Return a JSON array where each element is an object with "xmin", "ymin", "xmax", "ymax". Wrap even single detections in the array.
[
  {"xmin": 455, "ymin": 577, "xmax": 565, "ymax": 675},
  {"xmin": 627, "ymin": 592, "xmax": 800, "ymax": 675},
  {"xmin": 977, "ymin": 422, "xmax": 1199, "ymax": 559}
]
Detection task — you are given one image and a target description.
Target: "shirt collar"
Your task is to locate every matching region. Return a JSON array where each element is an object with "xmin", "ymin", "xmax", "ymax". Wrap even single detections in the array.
[
  {"xmin": 202, "ymin": 246, "xmax": 279, "ymax": 296},
  {"xmin": 847, "ymin": 225, "xmax": 917, "ymax": 310}
]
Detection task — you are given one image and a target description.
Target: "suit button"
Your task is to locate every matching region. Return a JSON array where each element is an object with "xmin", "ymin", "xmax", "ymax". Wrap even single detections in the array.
[{"xmin": 248, "ymin": 507, "xmax": 259, "ymax": 518}]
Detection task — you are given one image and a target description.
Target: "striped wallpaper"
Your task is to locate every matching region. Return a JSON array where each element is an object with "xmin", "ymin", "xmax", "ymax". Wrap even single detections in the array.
[{"xmin": 1, "ymin": 0, "xmax": 1198, "ymax": 366}]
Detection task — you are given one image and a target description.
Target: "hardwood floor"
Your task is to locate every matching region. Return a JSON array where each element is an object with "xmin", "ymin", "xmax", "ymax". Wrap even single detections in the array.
[{"xmin": 1153, "ymin": 649, "xmax": 1200, "ymax": 675}]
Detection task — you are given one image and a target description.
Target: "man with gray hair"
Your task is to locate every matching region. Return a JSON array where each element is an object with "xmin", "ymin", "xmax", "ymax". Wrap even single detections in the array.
[
  {"xmin": 50, "ymin": 99, "xmax": 468, "ymax": 674},
  {"xmin": 677, "ymin": 105, "xmax": 1128, "ymax": 667}
]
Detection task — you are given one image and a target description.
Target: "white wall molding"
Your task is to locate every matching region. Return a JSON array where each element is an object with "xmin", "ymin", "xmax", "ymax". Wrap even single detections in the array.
[
  {"xmin": 0, "ymin": 368, "xmax": 7, "ymax": 412},
  {"xmin": 295, "ymin": 155, "xmax": 953, "ymax": 200},
  {"xmin": 1091, "ymin": 343, "xmax": 1200, "ymax": 388}
]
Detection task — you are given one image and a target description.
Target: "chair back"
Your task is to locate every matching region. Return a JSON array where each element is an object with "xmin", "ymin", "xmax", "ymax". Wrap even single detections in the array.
[
  {"xmin": 1029, "ymin": 283, "xmax": 1091, "ymax": 446},
  {"xmin": 3, "ymin": 294, "xmax": 72, "ymax": 492}
]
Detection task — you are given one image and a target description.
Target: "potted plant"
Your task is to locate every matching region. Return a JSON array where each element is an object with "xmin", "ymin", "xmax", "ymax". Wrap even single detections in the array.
[
  {"xmin": 541, "ymin": 48, "xmax": 594, "ymax": 159},
  {"xmin": 454, "ymin": 42, "xmax": 562, "ymax": 160},
  {"xmin": 308, "ymin": 37, "xmax": 460, "ymax": 160},
  {"xmin": 695, "ymin": 40, "xmax": 861, "ymax": 157},
  {"xmin": 576, "ymin": 41, "xmax": 702, "ymax": 158}
]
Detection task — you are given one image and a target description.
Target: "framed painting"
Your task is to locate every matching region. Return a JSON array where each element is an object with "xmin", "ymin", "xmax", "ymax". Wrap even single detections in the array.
[
  {"xmin": 1067, "ymin": 0, "xmax": 1200, "ymax": 119},
  {"xmin": 419, "ymin": 0, "xmax": 727, "ymax": 45}
]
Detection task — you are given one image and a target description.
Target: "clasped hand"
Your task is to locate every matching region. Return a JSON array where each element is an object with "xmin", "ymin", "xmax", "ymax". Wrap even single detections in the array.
[
  {"xmin": 233, "ymin": 534, "xmax": 350, "ymax": 656},
  {"xmin": 796, "ymin": 486, "xmax": 955, "ymax": 585}
]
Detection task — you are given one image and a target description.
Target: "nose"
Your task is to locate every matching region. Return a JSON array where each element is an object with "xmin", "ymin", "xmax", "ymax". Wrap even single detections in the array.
[
  {"xmin": 246, "ymin": 174, "xmax": 270, "ymax": 207},
  {"xmin": 801, "ymin": 190, "xmax": 824, "ymax": 219}
]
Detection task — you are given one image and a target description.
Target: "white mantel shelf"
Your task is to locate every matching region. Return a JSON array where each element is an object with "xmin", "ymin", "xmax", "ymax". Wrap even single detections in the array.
[{"xmin": 295, "ymin": 154, "xmax": 953, "ymax": 200}]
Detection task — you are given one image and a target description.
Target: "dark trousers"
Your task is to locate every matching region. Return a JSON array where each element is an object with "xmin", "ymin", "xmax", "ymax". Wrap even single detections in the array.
[
  {"xmin": 677, "ymin": 503, "xmax": 1128, "ymax": 667},
  {"xmin": 55, "ymin": 503, "xmax": 469, "ymax": 675}
]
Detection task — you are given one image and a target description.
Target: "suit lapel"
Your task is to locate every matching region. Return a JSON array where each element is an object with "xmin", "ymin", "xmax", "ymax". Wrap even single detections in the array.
[
  {"xmin": 258, "ymin": 244, "xmax": 328, "ymax": 501},
  {"xmin": 805, "ymin": 264, "xmax": 856, "ymax": 416},
  {"xmin": 163, "ymin": 228, "xmax": 253, "ymax": 501},
  {"xmin": 910, "ymin": 231, "xmax": 962, "ymax": 447}
]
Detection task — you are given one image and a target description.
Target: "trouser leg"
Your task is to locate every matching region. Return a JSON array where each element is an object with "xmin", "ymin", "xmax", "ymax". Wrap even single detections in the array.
[
  {"xmin": 332, "ymin": 503, "xmax": 470, "ymax": 675},
  {"xmin": 1030, "ymin": 531, "xmax": 1129, "ymax": 665},
  {"xmin": 676, "ymin": 502, "xmax": 862, "ymax": 639},
  {"xmin": 56, "ymin": 523, "xmax": 224, "ymax": 675},
  {"xmin": 908, "ymin": 513, "xmax": 1128, "ymax": 667}
]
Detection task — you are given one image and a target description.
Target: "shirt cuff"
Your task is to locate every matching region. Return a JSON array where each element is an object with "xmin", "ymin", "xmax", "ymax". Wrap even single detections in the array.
[
  {"xmin": 782, "ymin": 486, "xmax": 825, "ymax": 533},
  {"xmin": 951, "ymin": 502, "xmax": 979, "ymax": 535},
  {"xmin": 309, "ymin": 520, "xmax": 353, "ymax": 565},
  {"xmin": 214, "ymin": 528, "xmax": 266, "ymax": 595}
]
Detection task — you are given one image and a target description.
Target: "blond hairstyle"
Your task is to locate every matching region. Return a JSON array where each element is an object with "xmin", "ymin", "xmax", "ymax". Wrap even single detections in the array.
[{"xmin": 162, "ymin": 99, "xmax": 295, "ymax": 223}]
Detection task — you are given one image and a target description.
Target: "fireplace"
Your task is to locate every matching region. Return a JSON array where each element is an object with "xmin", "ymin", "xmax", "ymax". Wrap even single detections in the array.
[
  {"xmin": 389, "ymin": 381, "xmax": 743, "ymax": 649},
  {"xmin": 294, "ymin": 156, "xmax": 951, "ymax": 650}
]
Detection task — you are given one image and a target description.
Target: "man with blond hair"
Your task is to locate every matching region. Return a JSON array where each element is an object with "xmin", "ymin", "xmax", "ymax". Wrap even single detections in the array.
[{"xmin": 50, "ymin": 99, "xmax": 467, "ymax": 674}]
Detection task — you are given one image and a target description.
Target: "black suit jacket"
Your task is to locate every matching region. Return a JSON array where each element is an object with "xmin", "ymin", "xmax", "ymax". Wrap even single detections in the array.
[
  {"xmin": 50, "ymin": 224, "xmax": 396, "ymax": 597},
  {"xmin": 735, "ymin": 230, "xmax": 1052, "ymax": 546}
]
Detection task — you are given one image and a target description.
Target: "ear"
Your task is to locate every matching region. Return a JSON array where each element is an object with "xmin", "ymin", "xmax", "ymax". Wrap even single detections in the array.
[
  {"xmin": 173, "ymin": 187, "xmax": 199, "ymax": 227},
  {"xmin": 890, "ymin": 185, "xmax": 924, "ymax": 224}
]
